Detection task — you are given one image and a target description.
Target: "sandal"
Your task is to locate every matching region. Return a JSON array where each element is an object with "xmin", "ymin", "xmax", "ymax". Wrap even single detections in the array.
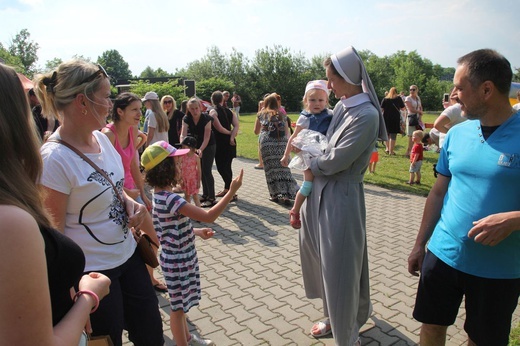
[
  {"xmin": 289, "ymin": 210, "xmax": 301, "ymax": 229},
  {"xmin": 269, "ymin": 197, "xmax": 279, "ymax": 203},
  {"xmin": 199, "ymin": 195, "xmax": 208, "ymax": 202},
  {"xmin": 231, "ymin": 195, "xmax": 238, "ymax": 202},
  {"xmin": 215, "ymin": 189, "xmax": 229, "ymax": 197},
  {"xmin": 201, "ymin": 199, "xmax": 216, "ymax": 208},
  {"xmin": 310, "ymin": 319, "xmax": 332, "ymax": 338}
]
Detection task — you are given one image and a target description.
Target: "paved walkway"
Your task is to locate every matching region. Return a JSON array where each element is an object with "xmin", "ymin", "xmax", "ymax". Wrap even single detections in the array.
[{"xmin": 124, "ymin": 157, "xmax": 519, "ymax": 345}]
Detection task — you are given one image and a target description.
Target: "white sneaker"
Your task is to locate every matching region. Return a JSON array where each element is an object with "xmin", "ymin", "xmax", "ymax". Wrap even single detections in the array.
[{"xmin": 188, "ymin": 333, "xmax": 215, "ymax": 346}]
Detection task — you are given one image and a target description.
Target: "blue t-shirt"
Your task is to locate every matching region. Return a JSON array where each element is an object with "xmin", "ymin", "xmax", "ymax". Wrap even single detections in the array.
[
  {"xmin": 296, "ymin": 109, "xmax": 333, "ymax": 135},
  {"xmin": 428, "ymin": 112, "xmax": 520, "ymax": 279}
]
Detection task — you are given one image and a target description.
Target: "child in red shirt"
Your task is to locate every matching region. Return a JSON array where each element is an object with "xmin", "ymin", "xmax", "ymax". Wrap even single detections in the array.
[{"xmin": 407, "ymin": 130, "xmax": 424, "ymax": 184}]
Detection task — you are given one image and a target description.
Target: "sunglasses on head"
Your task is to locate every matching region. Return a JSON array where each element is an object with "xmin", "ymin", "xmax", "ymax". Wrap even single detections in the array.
[
  {"xmin": 163, "ymin": 100, "xmax": 173, "ymax": 104},
  {"xmin": 79, "ymin": 64, "xmax": 109, "ymax": 85}
]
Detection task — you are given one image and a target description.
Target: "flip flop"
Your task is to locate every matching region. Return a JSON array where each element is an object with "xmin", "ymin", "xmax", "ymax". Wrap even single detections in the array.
[{"xmin": 310, "ymin": 319, "xmax": 332, "ymax": 338}]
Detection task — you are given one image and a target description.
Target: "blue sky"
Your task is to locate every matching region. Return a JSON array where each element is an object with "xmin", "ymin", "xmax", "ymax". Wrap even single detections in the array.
[{"xmin": 1, "ymin": 0, "xmax": 519, "ymax": 76}]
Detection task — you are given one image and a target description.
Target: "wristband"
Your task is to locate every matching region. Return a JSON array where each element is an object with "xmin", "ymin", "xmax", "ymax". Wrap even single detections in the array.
[{"xmin": 74, "ymin": 290, "xmax": 100, "ymax": 313}]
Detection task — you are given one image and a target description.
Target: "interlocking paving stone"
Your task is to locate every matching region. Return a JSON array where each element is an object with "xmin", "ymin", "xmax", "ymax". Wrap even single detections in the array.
[{"xmin": 121, "ymin": 157, "xmax": 518, "ymax": 345}]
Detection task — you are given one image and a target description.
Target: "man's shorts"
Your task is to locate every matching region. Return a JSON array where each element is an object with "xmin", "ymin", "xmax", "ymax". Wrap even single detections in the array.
[
  {"xmin": 413, "ymin": 251, "xmax": 520, "ymax": 345},
  {"xmin": 409, "ymin": 160, "xmax": 422, "ymax": 173}
]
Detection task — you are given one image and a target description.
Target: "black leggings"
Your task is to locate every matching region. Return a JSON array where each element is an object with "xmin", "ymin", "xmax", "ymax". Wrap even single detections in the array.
[{"xmin": 200, "ymin": 144, "xmax": 216, "ymax": 199}]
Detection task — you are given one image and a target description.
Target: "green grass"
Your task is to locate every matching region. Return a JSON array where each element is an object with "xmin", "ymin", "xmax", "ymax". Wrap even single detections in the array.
[
  {"xmin": 511, "ymin": 322, "xmax": 520, "ymax": 346},
  {"xmin": 236, "ymin": 112, "xmax": 439, "ymax": 197}
]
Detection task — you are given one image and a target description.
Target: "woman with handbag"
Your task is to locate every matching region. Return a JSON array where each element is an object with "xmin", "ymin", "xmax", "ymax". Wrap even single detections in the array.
[
  {"xmin": 404, "ymin": 85, "xmax": 423, "ymax": 157},
  {"xmin": 0, "ymin": 63, "xmax": 111, "ymax": 345},
  {"xmin": 35, "ymin": 60, "xmax": 164, "ymax": 346},
  {"xmin": 102, "ymin": 92, "xmax": 168, "ymax": 293},
  {"xmin": 380, "ymin": 86, "xmax": 406, "ymax": 155}
]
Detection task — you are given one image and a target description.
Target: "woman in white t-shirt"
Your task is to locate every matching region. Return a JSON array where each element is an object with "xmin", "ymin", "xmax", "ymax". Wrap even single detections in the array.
[
  {"xmin": 404, "ymin": 85, "xmax": 423, "ymax": 156},
  {"xmin": 142, "ymin": 91, "xmax": 169, "ymax": 145},
  {"xmin": 36, "ymin": 60, "xmax": 164, "ymax": 346}
]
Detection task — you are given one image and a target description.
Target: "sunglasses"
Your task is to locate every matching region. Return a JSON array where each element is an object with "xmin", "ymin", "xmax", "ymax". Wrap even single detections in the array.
[
  {"xmin": 410, "ymin": 88, "xmax": 417, "ymax": 91},
  {"xmin": 163, "ymin": 100, "xmax": 173, "ymax": 104},
  {"xmin": 79, "ymin": 64, "xmax": 109, "ymax": 85}
]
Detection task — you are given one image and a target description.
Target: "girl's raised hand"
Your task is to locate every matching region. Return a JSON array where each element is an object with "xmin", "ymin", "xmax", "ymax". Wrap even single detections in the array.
[{"xmin": 229, "ymin": 169, "xmax": 244, "ymax": 194}]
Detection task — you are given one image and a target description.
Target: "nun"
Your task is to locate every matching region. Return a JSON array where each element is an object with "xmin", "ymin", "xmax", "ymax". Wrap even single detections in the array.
[{"xmin": 299, "ymin": 46, "xmax": 387, "ymax": 345}]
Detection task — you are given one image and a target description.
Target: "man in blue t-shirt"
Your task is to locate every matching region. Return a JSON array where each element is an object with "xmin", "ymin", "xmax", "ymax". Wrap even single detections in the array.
[{"xmin": 408, "ymin": 49, "xmax": 520, "ymax": 346}]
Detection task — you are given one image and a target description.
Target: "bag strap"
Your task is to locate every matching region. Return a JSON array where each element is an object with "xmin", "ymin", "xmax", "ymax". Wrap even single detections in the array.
[
  {"xmin": 49, "ymin": 138, "xmax": 160, "ymax": 248},
  {"xmin": 48, "ymin": 139, "xmax": 126, "ymax": 207}
]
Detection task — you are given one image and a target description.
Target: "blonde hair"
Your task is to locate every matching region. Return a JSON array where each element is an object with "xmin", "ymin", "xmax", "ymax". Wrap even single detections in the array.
[
  {"xmin": 33, "ymin": 59, "xmax": 106, "ymax": 123},
  {"xmin": 385, "ymin": 87, "xmax": 398, "ymax": 99},
  {"xmin": 0, "ymin": 63, "xmax": 51, "ymax": 228},
  {"xmin": 186, "ymin": 97, "xmax": 202, "ymax": 115},
  {"xmin": 148, "ymin": 99, "xmax": 169, "ymax": 132},
  {"xmin": 412, "ymin": 130, "xmax": 424, "ymax": 139},
  {"xmin": 302, "ymin": 88, "xmax": 330, "ymax": 112},
  {"xmin": 161, "ymin": 95, "xmax": 177, "ymax": 119}
]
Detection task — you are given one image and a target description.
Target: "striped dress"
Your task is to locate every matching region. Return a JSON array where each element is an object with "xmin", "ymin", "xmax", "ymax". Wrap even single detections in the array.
[{"xmin": 152, "ymin": 191, "xmax": 201, "ymax": 312}]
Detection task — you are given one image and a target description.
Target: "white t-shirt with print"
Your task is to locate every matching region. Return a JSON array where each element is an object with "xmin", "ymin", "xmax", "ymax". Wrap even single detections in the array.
[{"xmin": 41, "ymin": 131, "xmax": 136, "ymax": 271}]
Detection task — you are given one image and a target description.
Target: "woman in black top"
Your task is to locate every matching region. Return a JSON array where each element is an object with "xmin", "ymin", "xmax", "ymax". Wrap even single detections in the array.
[
  {"xmin": 209, "ymin": 91, "xmax": 239, "ymax": 199},
  {"xmin": 0, "ymin": 62, "xmax": 110, "ymax": 344},
  {"xmin": 181, "ymin": 97, "xmax": 217, "ymax": 207},
  {"xmin": 380, "ymin": 87, "xmax": 405, "ymax": 155},
  {"xmin": 162, "ymin": 95, "xmax": 184, "ymax": 148}
]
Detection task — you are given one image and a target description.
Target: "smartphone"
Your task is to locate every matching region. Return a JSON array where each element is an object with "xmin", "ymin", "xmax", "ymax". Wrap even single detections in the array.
[{"xmin": 443, "ymin": 93, "xmax": 450, "ymax": 103}]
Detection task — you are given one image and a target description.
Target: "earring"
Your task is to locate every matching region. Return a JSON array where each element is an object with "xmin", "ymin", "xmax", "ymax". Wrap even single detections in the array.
[{"xmin": 82, "ymin": 109, "xmax": 88, "ymax": 115}]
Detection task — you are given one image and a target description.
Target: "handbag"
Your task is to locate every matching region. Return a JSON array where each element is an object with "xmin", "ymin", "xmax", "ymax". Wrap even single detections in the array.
[
  {"xmin": 48, "ymin": 139, "xmax": 159, "ymax": 268},
  {"xmin": 407, "ymin": 113, "xmax": 419, "ymax": 126},
  {"xmin": 133, "ymin": 228, "xmax": 159, "ymax": 268}
]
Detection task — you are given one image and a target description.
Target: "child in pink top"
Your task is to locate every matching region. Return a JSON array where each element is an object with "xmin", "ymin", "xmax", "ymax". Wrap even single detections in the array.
[{"xmin": 179, "ymin": 136, "xmax": 202, "ymax": 207}]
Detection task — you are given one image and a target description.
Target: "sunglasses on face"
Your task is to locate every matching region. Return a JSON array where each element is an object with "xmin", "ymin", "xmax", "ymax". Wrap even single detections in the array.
[
  {"xmin": 410, "ymin": 88, "xmax": 416, "ymax": 91},
  {"xmin": 79, "ymin": 64, "xmax": 109, "ymax": 85},
  {"xmin": 163, "ymin": 100, "xmax": 173, "ymax": 104}
]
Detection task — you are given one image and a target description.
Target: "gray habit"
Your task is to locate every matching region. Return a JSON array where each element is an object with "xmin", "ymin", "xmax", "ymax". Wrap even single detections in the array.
[{"xmin": 300, "ymin": 100, "xmax": 378, "ymax": 345}]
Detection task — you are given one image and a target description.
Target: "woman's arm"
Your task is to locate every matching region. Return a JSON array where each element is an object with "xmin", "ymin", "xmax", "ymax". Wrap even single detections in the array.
[
  {"xmin": 254, "ymin": 115, "xmax": 261, "ymax": 135},
  {"xmin": 130, "ymin": 150, "xmax": 151, "ymax": 210},
  {"xmin": 180, "ymin": 122, "xmax": 188, "ymax": 142},
  {"xmin": 146, "ymin": 127, "xmax": 155, "ymax": 146},
  {"xmin": 208, "ymin": 109, "xmax": 231, "ymax": 135},
  {"xmin": 230, "ymin": 111, "xmax": 239, "ymax": 145},
  {"xmin": 199, "ymin": 121, "xmax": 212, "ymax": 153},
  {"xmin": 42, "ymin": 187, "xmax": 69, "ymax": 233},
  {"xmin": 0, "ymin": 206, "xmax": 100, "ymax": 346}
]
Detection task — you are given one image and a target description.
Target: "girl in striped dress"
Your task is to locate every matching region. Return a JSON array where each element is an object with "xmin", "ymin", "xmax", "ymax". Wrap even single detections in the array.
[{"xmin": 141, "ymin": 141, "xmax": 243, "ymax": 346}]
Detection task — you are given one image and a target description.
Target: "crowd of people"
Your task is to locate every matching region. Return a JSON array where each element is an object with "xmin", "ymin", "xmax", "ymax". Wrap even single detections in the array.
[{"xmin": 0, "ymin": 46, "xmax": 518, "ymax": 346}]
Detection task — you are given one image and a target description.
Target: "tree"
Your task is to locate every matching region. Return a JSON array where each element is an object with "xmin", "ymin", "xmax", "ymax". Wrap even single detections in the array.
[
  {"xmin": 97, "ymin": 49, "xmax": 132, "ymax": 83},
  {"xmin": 247, "ymin": 45, "xmax": 310, "ymax": 112},
  {"xmin": 195, "ymin": 77, "xmax": 234, "ymax": 102},
  {"xmin": 8, "ymin": 29, "xmax": 39, "ymax": 77},
  {"xmin": 0, "ymin": 43, "xmax": 24, "ymax": 71},
  {"xmin": 44, "ymin": 58, "xmax": 63, "ymax": 72},
  {"xmin": 139, "ymin": 66, "xmax": 172, "ymax": 78}
]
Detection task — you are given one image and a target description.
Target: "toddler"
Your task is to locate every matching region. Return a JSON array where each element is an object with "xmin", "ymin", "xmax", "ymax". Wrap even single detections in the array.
[
  {"xmin": 407, "ymin": 130, "xmax": 424, "ymax": 185},
  {"xmin": 369, "ymin": 143, "xmax": 379, "ymax": 174},
  {"xmin": 281, "ymin": 80, "xmax": 332, "ymax": 229},
  {"xmin": 179, "ymin": 136, "xmax": 202, "ymax": 207},
  {"xmin": 141, "ymin": 141, "xmax": 243, "ymax": 346}
]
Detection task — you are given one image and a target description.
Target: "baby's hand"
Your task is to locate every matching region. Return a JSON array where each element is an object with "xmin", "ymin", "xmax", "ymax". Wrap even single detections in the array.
[{"xmin": 194, "ymin": 227, "xmax": 215, "ymax": 239}]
